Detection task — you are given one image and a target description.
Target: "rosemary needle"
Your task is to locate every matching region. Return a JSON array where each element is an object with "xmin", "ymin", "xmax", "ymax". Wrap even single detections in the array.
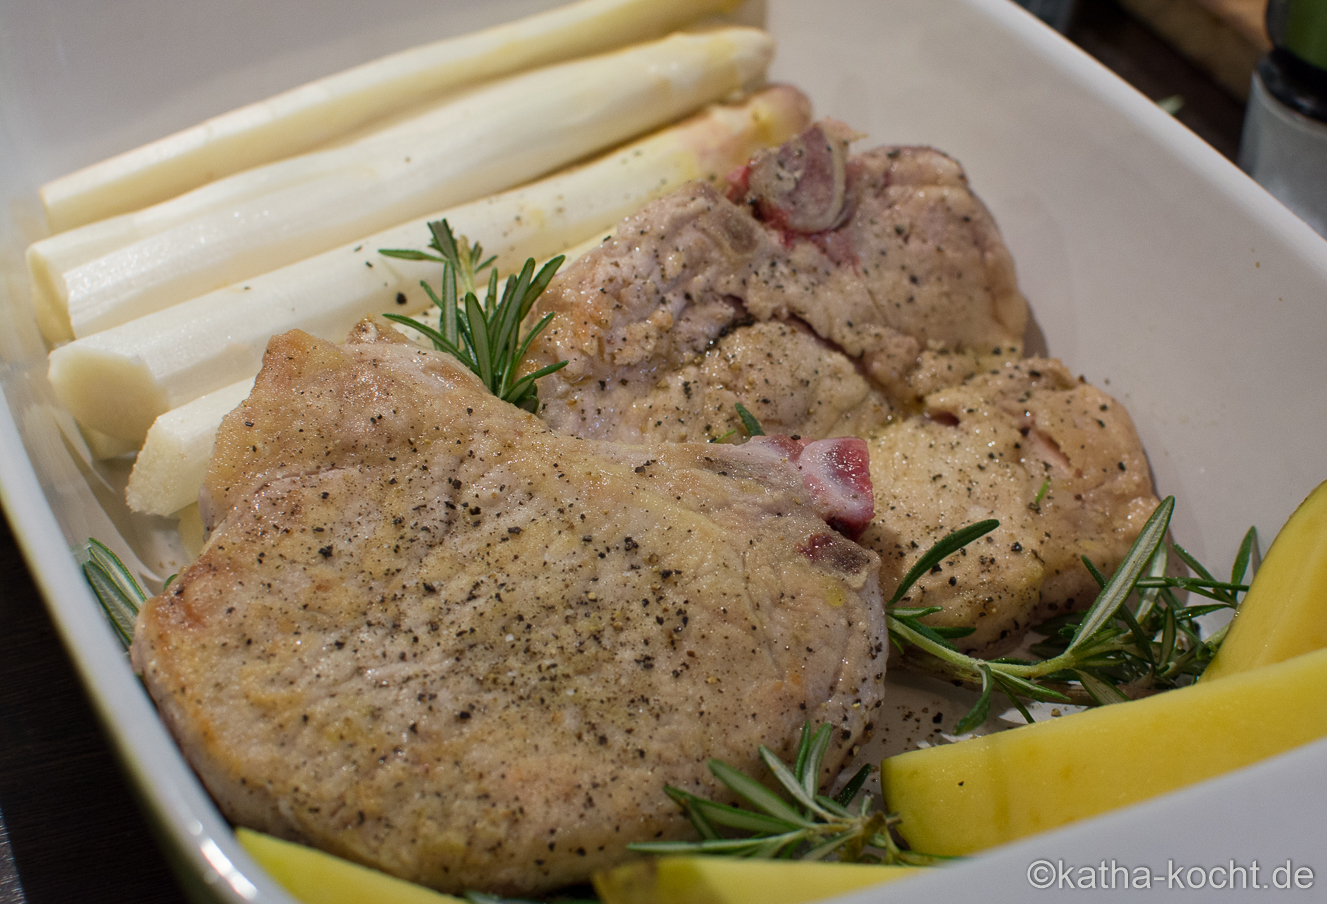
[
  {"xmin": 638, "ymin": 499, "xmax": 1254, "ymax": 865},
  {"xmin": 629, "ymin": 722, "xmax": 944, "ymax": 866},
  {"xmin": 381, "ymin": 219, "xmax": 567, "ymax": 413},
  {"xmin": 78, "ymin": 538, "xmax": 147, "ymax": 648},
  {"xmin": 735, "ymin": 402, "xmax": 765, "ymax": 437},
  {"xmin": 886, "ymin": 495, "xmax": 1253, "ymax": 731}
]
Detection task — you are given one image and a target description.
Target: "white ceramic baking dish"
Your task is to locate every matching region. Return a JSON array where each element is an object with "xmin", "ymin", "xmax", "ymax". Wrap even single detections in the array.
[{"xmin": 2, "ymin": 1, "xmax": 1325, "ymax": 901}]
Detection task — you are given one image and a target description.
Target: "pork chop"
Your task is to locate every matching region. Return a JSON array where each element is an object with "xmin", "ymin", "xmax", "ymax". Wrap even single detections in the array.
[
  {"xmin": 527, "ymin": 128, "xmax": 1028, "ymax": 443},
  {"xmin": 866, "ymin": 357, "xmax": 1159, "ymax": 653},
  {"xmin": 131, "ymin": 320, "xmax": 886, "ymax": 895},
  {"xmin": 525, "ymin": 122, "xmax": 1158, "ymax": 656}
]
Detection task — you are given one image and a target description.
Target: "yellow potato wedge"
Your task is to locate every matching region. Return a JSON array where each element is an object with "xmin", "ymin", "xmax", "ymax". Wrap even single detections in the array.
[
  {"xmin": 236, "ymin": 828, "xmax": 463, "ymax": 904},
  {"xmin": 593, "ymin": 856, "xmax": 920, "ymax": 904},
  {"xmin": 881, "ymin": 645, "xmax": 1327, "ymax": 856},
  {"xmin": 1203, "ymin": 479, "xmax": 1327, "ymax": 681}
]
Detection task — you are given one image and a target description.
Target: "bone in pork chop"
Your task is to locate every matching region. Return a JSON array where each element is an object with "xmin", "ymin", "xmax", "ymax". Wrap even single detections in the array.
[
  {"xmin": 131, "ymin": 320, "xmax": 885, "ymax": 895},
  {"xmin": 526, "ymin": 122, "xmax": 1157, "ymax": 655},
  {"xmin": 527, "ymin": 123, "xmax": 1028, "ymax": 443}
]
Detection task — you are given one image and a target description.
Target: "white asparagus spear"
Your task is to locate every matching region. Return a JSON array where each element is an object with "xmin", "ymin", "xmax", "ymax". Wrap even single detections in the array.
[
  {"xmin": 39, "ymin": 0, "xmax": 743, "ymax": 234},
  {"xmin": 125, "ymin": 379, "xmax": 255, "ymax": 517},
  {"xmin": 124, "ymin": 228, "xmax": 623, "ymax": 516},
  {"xmin": 31, "ymin": 27, "xmax": 773, "ymax": 344},
  {"xmin": 53, "ymin": 85, "xmax": 811, "ymax": 449}
]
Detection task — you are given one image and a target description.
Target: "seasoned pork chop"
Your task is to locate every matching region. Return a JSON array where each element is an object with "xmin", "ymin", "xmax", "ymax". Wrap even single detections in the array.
[
  {"xmin": 526, "ymin": 123, "xmax": 1157, "ymax": 655},
  {"xmin": 132, "ymin": 321, "xmax": 886, "ymax": 895},
  {"xmin": 528, "ymin": 130, "xmax": 1027, "ymax": 442},
  {"xmin": 866, "ymin": 358, "xmax": 1159, "ymax": 653}
]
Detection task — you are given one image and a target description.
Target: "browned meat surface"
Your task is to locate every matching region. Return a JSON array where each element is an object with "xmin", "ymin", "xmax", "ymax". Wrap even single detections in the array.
[
  {"xmin": 525, "ymin": 123, "xmax": 1157, "ymax": 656},
  {"xmin": 527, "ymin": 135, "xmax": 1027, "ymax": 443},
  {"xmin": 132, "ymin": 321, "xmax": 887, "ymax": 896},
  {"xmin": 866, "ymin": 357, "xmax": 1159, "ymax": 654}
]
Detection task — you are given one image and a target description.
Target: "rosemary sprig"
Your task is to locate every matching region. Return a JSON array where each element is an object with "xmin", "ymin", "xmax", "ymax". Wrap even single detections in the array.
[
  {"xmin": 628, "ymin": 722, "xmax": 944, "ymax": 866},
  {"xmin": 78, "ymin": 538, "xmax": 147, "ymax": 648},
  {"xmin": 381, "ymin": 220, "xmax": 568, "ymax": 413},
  {"xmin": 700, "ymin": 407, "xmax": 1247, "ymax": 724},
  {"xmin": 887, "ymin": 496, "xmax": 1255, "ymax": 732},
  {"xmin": 635, "ymin": 499, "xmax": 1253, "ymax": 865}
]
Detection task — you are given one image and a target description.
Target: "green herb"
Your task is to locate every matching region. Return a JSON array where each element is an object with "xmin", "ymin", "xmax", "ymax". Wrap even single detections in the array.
[
  {"xmin": 628, "ymin": 722, "xmax": 945, "ymax": 866},
  {"xmin": 887, "ymin": 496, "xmax": 1255, "ymax": 731},
  {"xmin": 78, "ymin": 538, "xmax": 148, "ymax": 648},
  {"xmin": 635, "ymin": 498, "xmax": 1253, "ymax": 864},
  {"xmin": 1029, "ymin": 477, "xmax": 1050, "ymax": 511},
  {"xmin": 710, "ymin": 402, "xmax": 766, "ymax": 443},
  {"xmin": 381, "ymin": 220, "xmax": 567, "ymax": 413},
  {"xmin": 735, "ymin": 402, "xmax": 764, "ymax": 436}
]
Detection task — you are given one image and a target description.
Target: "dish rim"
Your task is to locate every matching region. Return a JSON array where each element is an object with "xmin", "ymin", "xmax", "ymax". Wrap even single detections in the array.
[{"xmin": 2, "ymin": 1, "xmax": 1326, "ymax": 901}]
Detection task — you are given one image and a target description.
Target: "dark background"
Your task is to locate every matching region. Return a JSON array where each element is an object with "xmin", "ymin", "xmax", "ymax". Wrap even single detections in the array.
[{"xmin": 0, "ymin": 2, "xmax": 1255, "ymax": 901}]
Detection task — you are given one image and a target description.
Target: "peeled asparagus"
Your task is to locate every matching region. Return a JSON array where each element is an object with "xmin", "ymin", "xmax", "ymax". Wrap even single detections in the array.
[
  {"xmin": 54, "ymin": 85, "xmax": 810, "ymax": 450},
  {"xmin": 38, "ymin": 0, "xmax": 742, "ymax": 234},
  {"xmin": 123, "ymin": 229, "xmax": 623, "ymax": 516},
  {"xmin": 30, "ymin": 27, "xmax": 773, "ymax": 343},
  {"xmin": 125, "ymin": 380, "xmax": 255, "ymax": 516}
]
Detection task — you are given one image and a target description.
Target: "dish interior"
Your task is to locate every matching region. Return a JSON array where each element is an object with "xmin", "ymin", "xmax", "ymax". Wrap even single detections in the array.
[{"xmin": 2, "ymin": 1, "xmax": 1326, "ymax": 901}]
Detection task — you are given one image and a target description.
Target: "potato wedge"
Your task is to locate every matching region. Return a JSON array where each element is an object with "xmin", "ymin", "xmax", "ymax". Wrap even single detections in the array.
[
  {"xmin": 593, "ymin": 857, "xmax": 920, "ymax": 904},
  {"xmin": 236, "ymin": 828, "xmax": 463, "ymax": 904},
  {"xmin": 880, "ymin": 645, "xmax": 1327, "ymax": 856},
  {"xmin": 1202, "ymin": 479, "xmax": 1327, "ymax": 680}
]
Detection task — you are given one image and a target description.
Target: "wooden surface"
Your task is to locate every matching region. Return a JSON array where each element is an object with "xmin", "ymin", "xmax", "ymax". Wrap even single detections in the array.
[
  {"xmin": 1194, "ymin": 0, "xmax": 1270, "ymax": 46},
  {"xmin": 0, "ymin": 512, "xmax": 187, "ymax": 903},
  {"xmin": 1115, "ymin": 0, "xmax": 1269, "ymax": 97},
  {"xmin": 1071, "ymin": 0, "xmax": 1249, "ymax": 160},
  {"xmin": 0, "ymin": 3, "xmax": 1251, "ymax": 902}
]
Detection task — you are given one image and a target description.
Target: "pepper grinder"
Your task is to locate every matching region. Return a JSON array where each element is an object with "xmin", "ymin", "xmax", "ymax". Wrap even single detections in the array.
[{"xmin": 1239, "ymin": 0, "xmax": 1327, "ymax": 237}]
